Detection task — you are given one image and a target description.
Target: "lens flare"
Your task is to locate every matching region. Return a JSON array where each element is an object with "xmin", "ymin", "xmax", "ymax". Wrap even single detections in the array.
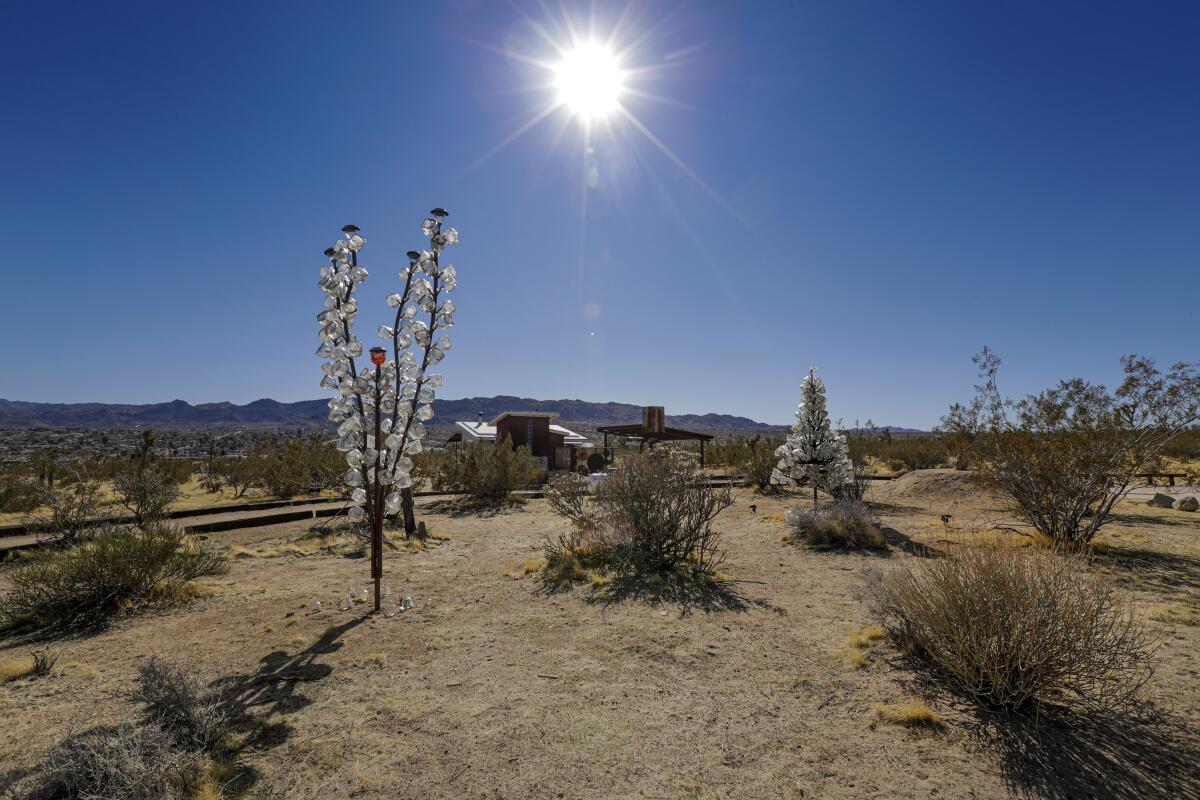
[{"xmin": 554, "ymin": 42, "xmax": 623, "ymax": 119}]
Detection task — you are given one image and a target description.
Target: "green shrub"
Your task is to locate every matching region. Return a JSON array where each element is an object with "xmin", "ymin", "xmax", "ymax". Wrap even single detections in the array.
[
  {"xmin": 547, "ymin": 448, "xmax": 731, "ymax": 575},
  {"xmin": 248, "ymin": 436, "xmax": 343, "ymax": 499},
  {"xmin": 0, "ymin": 525, "xmax": 227, "ymax": 633},
  {"xmin": 24, "ymin": 466, "xmax": 105, "ymax": 545},
  {"xmin": 882, "ymin": 437, "xmax": 948, "ymax": 470},
  {"xmin": 743, "ymin": 435, "xmax": 781, "ymax": 494},
  {"xmin": 878, "ymin": 541, "xmax": 1156, "ymax": 710},
  {"xmin": 785, "ymin": 500, "xmax": 884, "ymax": 549},
  {"xmin": 944, "ymin": 349, "xmax": 1200, "ymax": 547},
  {"xmin": 0, "ymin": 465, "xmax": 41, "ymax": 514},
  {"xmin": 114, "ymin": 464, "xmax": 181, "ymax": 525},
  {"xmin": 440, "ymin": 438, "xmax": 544, "ymax": 503}
]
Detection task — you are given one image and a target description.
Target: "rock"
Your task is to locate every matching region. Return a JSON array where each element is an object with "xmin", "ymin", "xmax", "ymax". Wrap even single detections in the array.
[
  {"xmin": 1147, "ymin": 493, "xmax": 1176, "ymax": 509},
  {"xmin": 1178, "ymin": 496, "xmax": 1199, "ymax": 512}
]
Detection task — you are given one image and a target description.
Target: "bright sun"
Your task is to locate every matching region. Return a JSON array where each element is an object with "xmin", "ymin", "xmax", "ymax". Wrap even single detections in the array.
[{"xmin": 554, "ymin": 42, "xmax": 623, "ymax": 119}]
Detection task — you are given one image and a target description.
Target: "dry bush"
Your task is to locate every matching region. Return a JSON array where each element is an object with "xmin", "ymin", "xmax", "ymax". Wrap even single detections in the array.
[
  {"xmin": 785, "ymin": 500, "xmax": 884, "ymax": 549},
  {"xmin": 25, "ymin": 465, "xmax": 105, "ymax": 546},
  {"xmin": 20, "ymin": 657, "xmax": 231, "ymax": 800},
  {"xmin": 0, "ymin": 524, "xmax": 227, "ymax": 633},
  {"xmin": 134, "ymin": 657, "xmax": 228, "ymax": 750},
  {"xmin": 547, "ymin": 449, "xmax": 730, "ymax": 576},
  {"xmin": 878, "ymin": 541, "xmax": 1156, "ymax": 710},
  {"xmin": 27, "ymin": 723, "xmax": 210, "ymax": 800},
  {"xmin": 0, "ymin": 464, "xmax": 42, "ymax": 515}
]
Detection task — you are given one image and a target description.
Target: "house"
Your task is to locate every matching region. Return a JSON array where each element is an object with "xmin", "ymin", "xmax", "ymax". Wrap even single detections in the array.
[{"xmin": 448, "ymin": 412, "xmax": 593, "ymax": 472}]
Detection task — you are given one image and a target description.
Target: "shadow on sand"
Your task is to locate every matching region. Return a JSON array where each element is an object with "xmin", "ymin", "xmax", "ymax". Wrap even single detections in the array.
[
  {"xmin": 212, "ymin": 616, "xmax": 363, "ymax": 751},
  {"xmin": 969, "ymin": 703, "xmax": 1200, "ymax": 800},
  {"xmin": 587, "ymin": 570, "xmax": 779, "ymax": 614},
  {"xmin": 1093, "ymin": 545, "xmax": 1200, "ymax": 593},
  {"xmin": 423, "ymin": 497, "xmax": 528, "ymax": 518},
  {"xmin": 538, "ymin": 560, "xmax": 779, "ymax": 615}
]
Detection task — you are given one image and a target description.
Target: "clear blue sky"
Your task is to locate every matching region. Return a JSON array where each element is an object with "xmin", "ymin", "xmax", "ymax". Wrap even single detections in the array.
[{"xmin": 2, "ymin": 1, "xmax": 1197, "ymax": 428}]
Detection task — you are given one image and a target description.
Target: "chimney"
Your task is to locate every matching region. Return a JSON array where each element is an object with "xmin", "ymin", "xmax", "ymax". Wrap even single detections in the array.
[{"xmin": 643, "ymin": 406, "xmax": 665, "ymax": 434}]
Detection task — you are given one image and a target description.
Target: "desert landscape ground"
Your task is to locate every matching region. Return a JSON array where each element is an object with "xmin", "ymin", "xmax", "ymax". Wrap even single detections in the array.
[
  {"xmin": 3, "ymin": 472, "xmax": 1198, "ymax": 799},
  {"xmin": 5, "ymin": 5, "xmax": 1200, "ymax": 799}
]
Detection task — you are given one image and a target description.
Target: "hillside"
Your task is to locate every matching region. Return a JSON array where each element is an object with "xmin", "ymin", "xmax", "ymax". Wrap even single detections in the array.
[{"xmin": 0, "ymin": 396, "xmax": 788, "ymax": 434}]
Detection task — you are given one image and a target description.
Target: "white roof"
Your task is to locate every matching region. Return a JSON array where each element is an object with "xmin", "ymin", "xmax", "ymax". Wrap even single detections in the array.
[
  {"xmin": 453, "ymin": 420, "xmax": 592, "ymax": 448},
  {"xmin": 455, "ymin": 421, "xmax": 496, "ymax": 441}
]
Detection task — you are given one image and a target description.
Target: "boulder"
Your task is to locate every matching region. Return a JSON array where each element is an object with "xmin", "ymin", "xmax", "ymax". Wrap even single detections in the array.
[
  {"xmin": 1178, "ymin": 496, "xmax": 1199, "ymax": 512},
  {"xmin": 1147, "ymin": 493, "xmax": 1176, "ymax": 509}
]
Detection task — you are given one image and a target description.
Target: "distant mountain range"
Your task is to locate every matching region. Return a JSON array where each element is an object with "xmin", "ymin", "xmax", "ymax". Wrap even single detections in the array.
[{"xmin": 0, "ymin": 396, "xmax": 796, "ymax": 434}]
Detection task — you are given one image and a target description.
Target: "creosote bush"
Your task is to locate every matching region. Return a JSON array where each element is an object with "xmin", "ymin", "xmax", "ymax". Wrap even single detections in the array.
[
  {"xmin": 878, "ymin": 540, "xmax": 1156, "ymax": 710},
  {"xmin": 944, "ymin": 348, "xmax": 1200, "ymax": 547},
  {"xmin": 0, "ymin": 524, "xmax": 227, "ymax": 633},
  {"xmin": 785, "ymin": 500, "xmax": 884, "ymax": 549},
  {"xmin": 114, "ymin": 463, "xmax": 182, "ymax": 526},
  {"xmin": 437, "ymin": 438, "xmax": 545, "ymax": 504},
  {"xmin": 545, "ymin": 448, "xmax": 732, "ymax": 581}
]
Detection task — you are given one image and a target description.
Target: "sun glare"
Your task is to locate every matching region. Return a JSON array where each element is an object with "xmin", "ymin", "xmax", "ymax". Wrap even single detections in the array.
[{"xmin": 554, "ymin": 42, "xmax": 623, "ymax": 119}]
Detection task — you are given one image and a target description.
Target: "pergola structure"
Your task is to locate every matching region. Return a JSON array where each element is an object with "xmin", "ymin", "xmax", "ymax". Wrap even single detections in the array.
[{"xmin": 597, "ymin": 406, "xmax": 715, "ymax": 467}]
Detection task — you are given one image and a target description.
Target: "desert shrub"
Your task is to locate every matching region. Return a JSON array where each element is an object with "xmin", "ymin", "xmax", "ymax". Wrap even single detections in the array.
[
  {"xmin": 21, "ymin": 657, "xmax": 231, "ymax": 800},
  {"xmin": 0, "ymin": 524, "xmax": 227, "ymax": 633},
  {"xmin": 743, "ymin": 435, "xmax": 781, "ymax": 494},
  {"xmin": 216, "ymin": 457, "xmax": 259, "ymax": 499},
  {"xmin": 410, "ymin": 449, "xmax": 459, "ymax": 492},
  {"xmin": 878, "ymin": 541, "xmax": 1156, "ymax": 710},
  {"xmin": 545, "ymin": 471, "xmax": 592, "ymax": 522},
  {"xmin": 440, "ymin": 438, "xmax": 544, "ymax": 503},
  {"xmin": 242, "ymin": 436, "xmax": 342, "ymax": 499},
  {"xmin": 846, "ymin": 429, "xmax": 947, "ymax": 472},
  {"xmin": 785, "ymin": 500, "xmax": 884, "ymax": 549},
  {"xmin": 27, "ymin": 723, "xmax": 209, "ymax": 800},
  {"xmin": 1160, "ymin": 427, "xmax": 1200, "ymax": 461},
  {"xmin": 0, "ymin": 465, "xmax": 41, "ymax": 514},
  {"xmin": 944, "ymin": 348, "xmax": 1200, "ymax": 548},
  {"xmin": 134, "ymin": 657, "xmax": 228, "ymax": 750},
  {"xmin": 880, "ymin": 437, "xmax": 947, "ymax": 471},
  {"xmin": 25, "ymin": 466, "xmax": 106, "ymax": 545},
  {"xmin": 114, "ymin": 463, "xmax": 181, "ymax": 525},
  {"xmin": 547, "ymin": 448, "xmax": 731, "ymax": 576}
]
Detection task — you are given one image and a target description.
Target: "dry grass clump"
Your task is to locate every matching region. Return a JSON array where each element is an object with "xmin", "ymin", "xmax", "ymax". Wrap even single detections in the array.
[
  {"xmin": 878, "ymin": 540, "xmax": 1157, "ymax": 710},
  {"xmin": 871, "ymin": 698, "xmax": 943, "ymax": 729},
  {"xmin": 0, "ymin": 524, "xmax": 227, "ymax": 633},
  {"xmin": 785, "ymin": 500, "xmax": 884, "ymax": 550},
  {"xmin": 228, "ymin": 525, "xmax": 444, "ymax": 560},
  {"xmin": 16, "ymin": 657, "xmax": 234, "ymax": 800},
  {"xmin": 1147, "ymin": 602, "xmax": 1200, "ymax": 627},
  {"xmin": 0, "ymin": 656, "xmax": 39, "ymax": 684},
  {"xmin": 842, "ymin": 624, "xmax": 886, "ymax": 669}
]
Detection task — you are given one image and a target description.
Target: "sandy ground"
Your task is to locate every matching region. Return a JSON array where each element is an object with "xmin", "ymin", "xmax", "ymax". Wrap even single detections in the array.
[{"xmin": 1, "ymin": 471, "xmax": 1198, "ymax": 799}]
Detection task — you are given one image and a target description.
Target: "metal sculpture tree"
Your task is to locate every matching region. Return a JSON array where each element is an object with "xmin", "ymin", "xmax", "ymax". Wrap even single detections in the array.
[
  {"xmin": 315, "ymin": 209, "xmax": 459, "ymax": 610},
  {"xmin": 771, "ymin": 367, "xmax": 854, "ymax": 506}
]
